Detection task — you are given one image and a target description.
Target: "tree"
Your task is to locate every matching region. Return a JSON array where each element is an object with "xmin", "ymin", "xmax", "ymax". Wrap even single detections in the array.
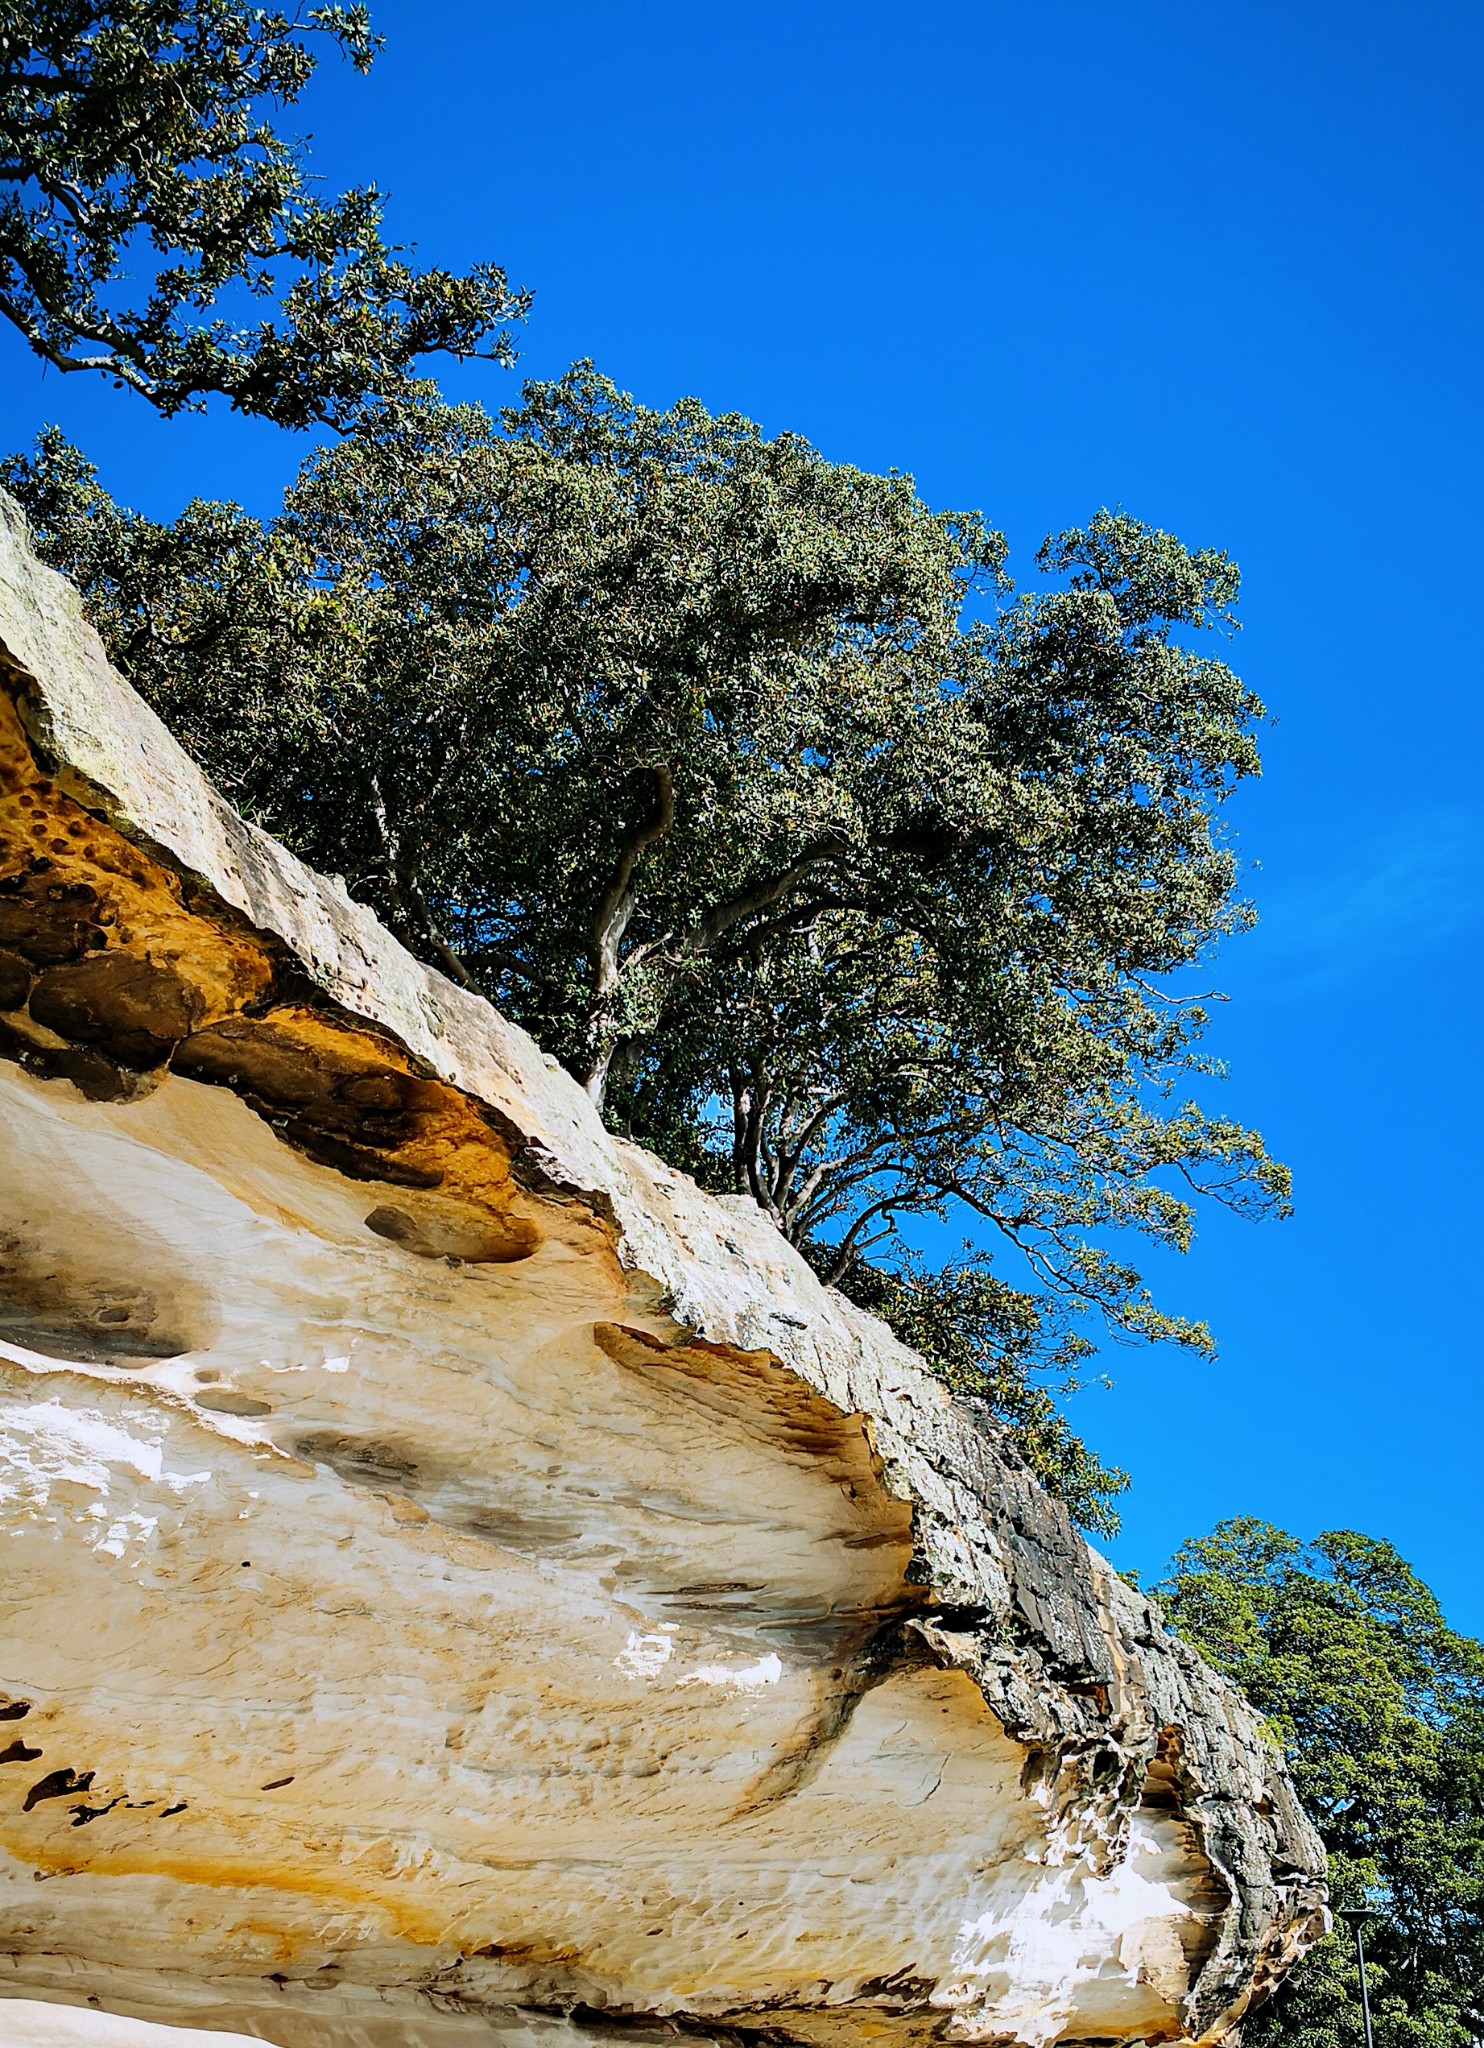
[
  {"xmin": 1, "ymin": 371, "xmax": 1290, "ymax": 1531},
  {"xmin": 0, "ymin": 1, "xmax": 526, "ymax": 423},
  {"xmin": 1159, "ymin": 1522, "xmax": 1484, "ymax": 2048}
]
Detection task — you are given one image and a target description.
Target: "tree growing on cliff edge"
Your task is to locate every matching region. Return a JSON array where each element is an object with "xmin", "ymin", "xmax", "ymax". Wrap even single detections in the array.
[
  {"xmin": 0, "ymin": 1, "xmax": 526, "ymax": 422},
  {"xmin": 1160, "ymin": 1523, "xmax": 1484, "ymax": 2048},
  {"xmin": 1, "ymin": 377, "xmax": 1291, "ymax": 1534}
]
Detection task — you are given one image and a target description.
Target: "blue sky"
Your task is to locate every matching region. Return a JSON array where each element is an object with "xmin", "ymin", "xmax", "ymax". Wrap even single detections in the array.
[{"xmin": 1, "ymin": 1, "xmax": 1479, "ymax": 1627}]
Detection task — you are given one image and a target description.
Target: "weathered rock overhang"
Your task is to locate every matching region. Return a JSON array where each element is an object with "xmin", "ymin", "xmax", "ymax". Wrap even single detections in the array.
[{"xmin": 0, "ymin": 488, "xmax": 1326, "ymax": 2048}]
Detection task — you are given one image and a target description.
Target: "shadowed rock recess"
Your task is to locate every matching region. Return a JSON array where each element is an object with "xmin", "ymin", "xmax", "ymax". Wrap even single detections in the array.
[{"xmin": 0, "ymin": 486, "xmax": 1326, "ymax": 2048}]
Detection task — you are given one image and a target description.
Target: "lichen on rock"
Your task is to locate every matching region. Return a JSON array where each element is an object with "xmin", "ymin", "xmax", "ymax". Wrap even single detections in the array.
[{"xmin": 0, "ymin": 486, "xmax": 1326, "ymax": 2048}]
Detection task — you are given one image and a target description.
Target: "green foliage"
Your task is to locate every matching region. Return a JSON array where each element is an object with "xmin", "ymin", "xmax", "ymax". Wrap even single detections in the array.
[
  {"xmin": 1159, "ymin": 1522, "xmax": 1484, "ymax": 2048},
  {"xmin": 1, "ymin": 375, "xmax": 1291, "ymax": 1532},
  {"xmin": 0, "ymin": 1, "xmax": 526, "ymax": 421}
]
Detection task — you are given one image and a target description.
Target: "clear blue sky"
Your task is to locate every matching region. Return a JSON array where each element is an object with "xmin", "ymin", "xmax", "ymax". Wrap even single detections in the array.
[{"xmin": 1, "ymin": 1, "xmax": 1479, "ymax": 1626}]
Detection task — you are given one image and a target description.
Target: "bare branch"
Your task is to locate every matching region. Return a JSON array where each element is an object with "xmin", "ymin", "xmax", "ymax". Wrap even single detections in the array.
[
  {"xmin": 590, "ymin": 764, "xmax": 674, "ymax": 995},
  {"xmin": 367, "ymin": 775, "xmax": 482, "ymax": 996},
  {"xmin": 677, "ymin": 834, "xmax": 850, "ymax": 957}
]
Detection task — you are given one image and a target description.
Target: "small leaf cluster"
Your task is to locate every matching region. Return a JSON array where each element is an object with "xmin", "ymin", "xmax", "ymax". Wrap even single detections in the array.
[{"xmin": 0, "ymin": 1, "xmax": 527, "ymax": 421}]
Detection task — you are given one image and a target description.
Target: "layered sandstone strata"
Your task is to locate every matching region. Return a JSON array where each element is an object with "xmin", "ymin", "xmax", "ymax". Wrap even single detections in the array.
[{"xmin": 0, "ymin": 489, "xmax": 1326, "ymax": 2048}]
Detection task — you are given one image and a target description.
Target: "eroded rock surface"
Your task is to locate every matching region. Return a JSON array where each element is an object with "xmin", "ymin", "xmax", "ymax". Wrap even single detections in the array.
[{"xmin": 0, "ymin": 488, "xmax": 1326, "ymax": 2048}]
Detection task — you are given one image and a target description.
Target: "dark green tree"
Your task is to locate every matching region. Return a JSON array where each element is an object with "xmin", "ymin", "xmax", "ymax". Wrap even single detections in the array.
[
  {"xmin": 0, "ymin": 1, "xmax": 526, "ymax": 421},
  {"xmin": 1, "ymin": 372, "xmax": 1291, "ymax": 1531},
  {"xmin": 1160, "ymin": 1521, "xmax": 1484, "ymax": 2048}
]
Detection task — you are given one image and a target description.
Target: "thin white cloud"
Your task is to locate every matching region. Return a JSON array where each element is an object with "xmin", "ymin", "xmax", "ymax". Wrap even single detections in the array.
[{"xmin": 1253, "ymin": 812, "xmax": 1482, "ymax": 985}]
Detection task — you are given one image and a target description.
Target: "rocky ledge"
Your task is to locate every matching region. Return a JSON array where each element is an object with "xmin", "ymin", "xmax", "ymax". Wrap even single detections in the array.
[{"xmin": 0, "ymin": 488, "xmax": 1325, "ymax": 2048}]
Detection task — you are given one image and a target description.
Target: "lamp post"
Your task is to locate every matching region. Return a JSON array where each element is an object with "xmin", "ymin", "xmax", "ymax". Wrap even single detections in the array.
[{"xmin": 1338, "ymin": 1907, "xmax": 1378, "ymax": 2048}]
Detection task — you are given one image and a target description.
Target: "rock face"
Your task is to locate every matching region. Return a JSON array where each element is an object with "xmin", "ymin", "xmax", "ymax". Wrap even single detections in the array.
[{"xmin": 0, "ymin": 487, "xmax": 1326, "ymax": 2048}]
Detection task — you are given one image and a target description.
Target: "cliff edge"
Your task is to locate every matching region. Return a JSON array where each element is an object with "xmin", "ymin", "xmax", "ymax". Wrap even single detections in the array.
[{"xmin": 0, "ymin": 488, "xmax": 1325, "ymax": 2048}]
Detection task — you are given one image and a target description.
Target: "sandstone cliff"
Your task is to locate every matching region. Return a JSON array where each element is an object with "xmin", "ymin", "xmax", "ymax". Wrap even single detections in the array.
[{"xmin": 0, "ymin": 487, "xmax": 1326, "ymax": 2048}]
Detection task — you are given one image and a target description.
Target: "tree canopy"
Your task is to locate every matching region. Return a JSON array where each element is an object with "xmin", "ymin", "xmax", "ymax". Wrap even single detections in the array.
[
  {"xmin": 1, "ymin": 370, "xmax": 1291, "ymax": 1532},
  {"xmin": 1160, "ymin": 1521, "xmax": 1484, "ymax": 2048},
  {"xmin": 0, "ymin": 1, "xmax": 526, "ymax": 421}
]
